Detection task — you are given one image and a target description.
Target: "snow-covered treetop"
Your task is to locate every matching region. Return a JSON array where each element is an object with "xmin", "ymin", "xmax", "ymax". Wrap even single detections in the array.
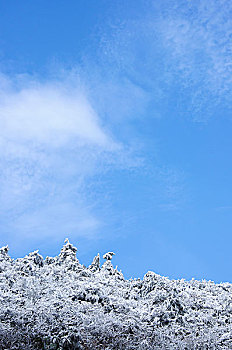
[
  {"xmin": 0, "ymin": 239, "xmax": 232, "ymax": 350},
  {"xmin": 59, "ymin": 237, "xmax": 78, "ymax": 262},
  {"xmin": 103, "ymin": 251, "xmax": 115, "ymax": 261}
]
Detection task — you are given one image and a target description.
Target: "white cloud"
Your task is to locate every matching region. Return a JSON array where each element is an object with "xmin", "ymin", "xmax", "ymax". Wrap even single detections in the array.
[
  {"xmin": 0, "ymin": 74, "xmax": 121, "ymax": 245},
  {"xmin": 0, "ymin": 80, "xmax": 114, "ymax": 148}
]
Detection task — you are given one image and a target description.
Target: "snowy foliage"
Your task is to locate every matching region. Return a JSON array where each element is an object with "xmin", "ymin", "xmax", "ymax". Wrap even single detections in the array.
[
  {"xmin": 0, "ymin": 240, "xmax": 232, "ymax": 349},
  {"xmin": 103, "ymin": 252, "xmax": 115, "ymax": 261}
]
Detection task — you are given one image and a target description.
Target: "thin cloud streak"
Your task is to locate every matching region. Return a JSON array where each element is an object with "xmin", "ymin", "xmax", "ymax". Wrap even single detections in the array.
[{"xmin": 99, "ymin": 0, "xmax": 232, "ymax": 121}]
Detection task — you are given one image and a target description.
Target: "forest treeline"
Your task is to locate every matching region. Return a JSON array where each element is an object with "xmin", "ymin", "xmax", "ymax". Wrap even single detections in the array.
[{"xmin": 0, "ymin": 240, "xmax": 231, "ymax": 349}]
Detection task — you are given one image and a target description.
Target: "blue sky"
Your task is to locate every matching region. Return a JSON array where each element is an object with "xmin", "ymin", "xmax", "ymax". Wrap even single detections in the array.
[{"xmin": 0, "ymin": 0, "xmax": 232, "ymax": 282}]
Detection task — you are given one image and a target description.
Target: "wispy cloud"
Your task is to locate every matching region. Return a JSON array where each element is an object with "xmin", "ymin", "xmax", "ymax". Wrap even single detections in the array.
[
  {"xmin": 99, "ymin": 0, "xmax": 232, "ymax": 121},
  {"xmin": 0, "ymin": 77, "xmax": 114, "ymax": 148},
  {"xmin": 5, "ymin": 0, "xmax": 224, "ymax": 248},
  {"xmin": 0, "ymin": 73, "xmax": 123, "ymax": 247},
  {"xmin": 157, "ymin": 0, "xmax": 232, "ymax": 118}
]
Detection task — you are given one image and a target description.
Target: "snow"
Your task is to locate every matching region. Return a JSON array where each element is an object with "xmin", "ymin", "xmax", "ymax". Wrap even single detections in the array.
[{"xmin": 0, "ymin": 240, "xmax": 231, "ymax": 349}]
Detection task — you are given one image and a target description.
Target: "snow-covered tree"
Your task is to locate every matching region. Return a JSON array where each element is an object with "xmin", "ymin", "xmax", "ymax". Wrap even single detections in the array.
[{"xmin": 0, "ymin": 239, "xmax": 231, "ymax": 349}]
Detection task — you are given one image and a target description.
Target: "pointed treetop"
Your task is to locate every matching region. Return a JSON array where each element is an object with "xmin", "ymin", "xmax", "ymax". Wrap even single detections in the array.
[
  {"xmin": 62, "ymin": 238, "xmax": 77, "ymax": 252},
  {"xmin": 89, "ymin": 253, "xmax": 100, "ymax": 272},
  {"xmin": 59, "ymin": 238, "xmax": 78, "ymax": 262}
]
